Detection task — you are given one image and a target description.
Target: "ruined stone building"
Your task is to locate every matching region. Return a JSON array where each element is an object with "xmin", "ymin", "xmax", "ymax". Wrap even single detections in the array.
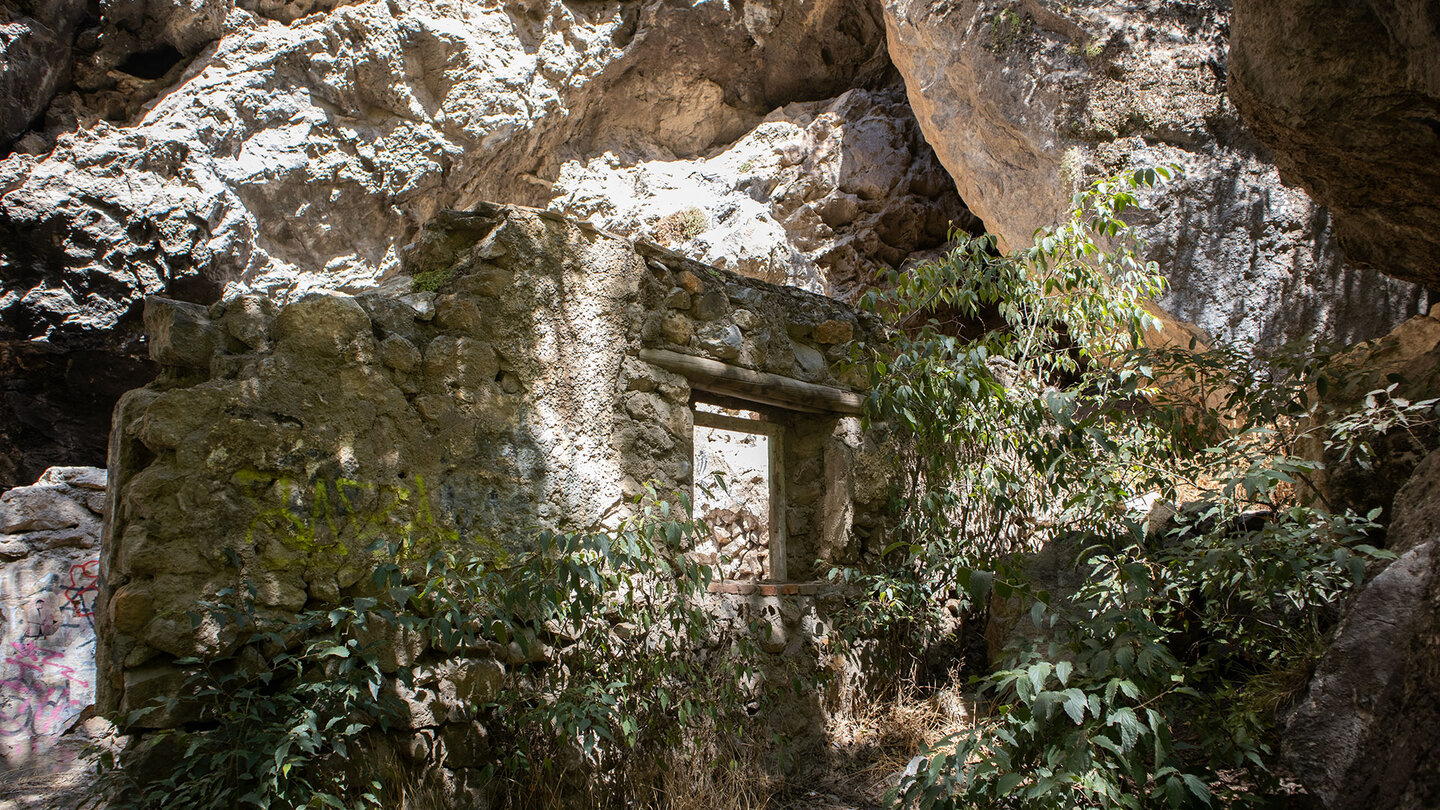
[
  {"xmin": 94, "ymin": 203, "xmax": 894, "ymax": 782},
  {"xmin": 1, "ymin": 0, "xmax": 1438, "ymax": 805}
]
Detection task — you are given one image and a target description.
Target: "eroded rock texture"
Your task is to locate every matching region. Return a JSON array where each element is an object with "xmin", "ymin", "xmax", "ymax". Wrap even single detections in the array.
[
  {"xmin": 1284, "ymin": 464, "xmax": 1440, "ymax": 808},
  {"xmin": 1, "ymin": 0, "xmax": 942, "ymax": 486},
  {"xmin": 0, "ymin": 0, "xmax": 88, "ymax": 150},
  {"xmin": 884, "ymin": 0, "xmax": 1426, "ymax": 346},
  {"xmin": 550, "ymin": 85, "xmax": 976, "ymax": 301},
  {"xmin": 1230, "ymin": 0, "xmax": 1440, "ymax": 289},
  {"xmin": 2, "ymin": 0, "xmax": 890, "ymax": 331}
]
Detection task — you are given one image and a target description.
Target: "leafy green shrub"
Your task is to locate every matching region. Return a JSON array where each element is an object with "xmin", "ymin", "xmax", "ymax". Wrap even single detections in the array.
[
  {"xmin": 377, "ymin": 492, "xmax": 763, "ymax": 806},
  {"xmin": 895, "ymin": 504, "xmax": 1387, "ymax": 809},
  {"xmin": 95, "ymin": 583, "xmax": 394, "ymax": 810},
  {"xmin": 840, "ymin": 166, "xmax": 1418, "ymax": 807},
  {"xmin": 96, "ymin": 490, "xmax": 765, "ymax": 809},
  {"xmin": 846, "ymin": 168, "xmax": 1168, "ymax": 636}
]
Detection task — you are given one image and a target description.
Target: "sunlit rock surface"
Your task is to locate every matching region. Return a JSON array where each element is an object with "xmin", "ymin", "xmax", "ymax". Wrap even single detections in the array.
[
  {"xmin": 550, "ymin": 85, "xmax": 976, "ymax": 301},
  {"xmin": 883, "ymin": 0, "xmax": 1427, "ymax": 346},
  {"xmin": 0, "ymin": 0, "xmax": 914, "ymax": 487},
  {"xmin": 1, "ymin": 0, "xmax": 889, "ymax": 341}
]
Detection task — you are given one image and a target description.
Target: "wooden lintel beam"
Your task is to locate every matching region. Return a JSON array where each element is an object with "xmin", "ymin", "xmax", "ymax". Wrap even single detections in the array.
[
  {"xmin": 639, "ymin": 348, "xmax": 864, "ymax": 415},
  {"xmin": 693, "ymin": 410, "xmax": 781, "ymax": 436}
]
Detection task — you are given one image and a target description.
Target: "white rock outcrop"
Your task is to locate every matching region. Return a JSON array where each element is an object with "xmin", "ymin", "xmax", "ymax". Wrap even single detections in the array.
[
  {"xmin": 3, "ymin": 0, "xmax": 636, "ymax": 338},
  {"xmin": 0, "ymin": 0, "xmax": 912, "ymax": 487},
  {"xmin": 550, "ymin": 86, "xmax": 973, "ymax": 301},
  {"xmin": 1, "ymin": 0, "xmax": 891, "ymax": 344}
]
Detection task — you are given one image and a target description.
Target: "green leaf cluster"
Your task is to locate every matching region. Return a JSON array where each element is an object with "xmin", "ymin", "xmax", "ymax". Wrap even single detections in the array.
[
  {"xmin": 95, "ymin": 487, "xmax": 766, "ymax": 809},
  {"xmin": 95, "ymin": 582, "xmax": 394, "ymax": 810},
  {"xmin": 839, "ymin": 166, "xmax": 1423, "ymax": 808}
]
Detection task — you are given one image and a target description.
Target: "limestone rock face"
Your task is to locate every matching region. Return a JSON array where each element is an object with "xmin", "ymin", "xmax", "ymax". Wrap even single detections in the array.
[
  {"xmin": 0, "ymin": 0, "xmax": 917, "ymax": 485},
  {"xmin": 1229, "ymin": 0, "xmax": 1440, "ymax": 289},
  {"xmin": 883, "ymin": 0, "xmax": 1426, "ymax": 346},
  {"xmin": 0, "ymin": 466, "xmax": 103, "ymax": 773},
  {"xmin": 1, "ymin": 0, "xmax": 889, "ymax": 342},
  {"xmin": 549, "ymin": 86, "xmax": 976, "ymax": 301},
  {"xmin": 0, "ymin": 0, "xmax": 88, "ymax": 149}
]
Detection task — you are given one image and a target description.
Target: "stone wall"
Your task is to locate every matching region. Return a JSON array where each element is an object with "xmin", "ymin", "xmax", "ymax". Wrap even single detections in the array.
[
  {"xmin": 0, "ymin": 466, "xmax": 103, "ymax": 773},
  {"xmin": 98, "ymin": 203, "xmax": 892, "ymax": 789}
]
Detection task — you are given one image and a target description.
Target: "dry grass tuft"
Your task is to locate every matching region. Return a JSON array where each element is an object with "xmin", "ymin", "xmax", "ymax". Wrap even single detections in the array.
[
  {"xmin": 657, "ymin": 720, "xmax": 780, "ymax": 810},
  {"xmin": 651, "ymin": 207, "xmax": 709, "ymax": 246},
  {"xmin": 816, "ymin": 671, "xmax": 975, "ymax": 803}
]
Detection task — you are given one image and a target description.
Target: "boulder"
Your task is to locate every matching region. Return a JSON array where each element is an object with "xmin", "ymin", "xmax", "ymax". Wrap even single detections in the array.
[
  {"xmin": 1283, "ymin": 432, "xmax": 1440, "ymax": 808},
  {"xmin": 1230, "ymin": 0, "xmax": 1440, "ymax": 289},
  {"xmin": 883, "ymin": 0, "xmax": 1425, "ymax": 346},
  {"xmin": 1283, "ymin": 537, "xmax": 1440, "ymax": 809}
]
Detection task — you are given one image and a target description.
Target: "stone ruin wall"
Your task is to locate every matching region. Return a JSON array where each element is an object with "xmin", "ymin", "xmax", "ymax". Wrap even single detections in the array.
[{"xmin": 96, "ymin": 203, "xmax": 895, "ymax": 785}]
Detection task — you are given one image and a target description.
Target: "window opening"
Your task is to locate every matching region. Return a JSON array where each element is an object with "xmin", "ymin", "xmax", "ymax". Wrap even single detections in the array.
[{"xmin": 692, "ymin": 402, "xmax": 786, "ymax": 581}]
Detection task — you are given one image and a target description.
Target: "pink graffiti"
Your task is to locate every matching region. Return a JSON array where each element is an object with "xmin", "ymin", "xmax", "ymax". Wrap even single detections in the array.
[
  {"xmin": 4, "ymin": 641, "xmax": 87, "ymax": 685},
  {"xmin": 0, "ymin": 642, "xmax": 89, "ymax": 739}
]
